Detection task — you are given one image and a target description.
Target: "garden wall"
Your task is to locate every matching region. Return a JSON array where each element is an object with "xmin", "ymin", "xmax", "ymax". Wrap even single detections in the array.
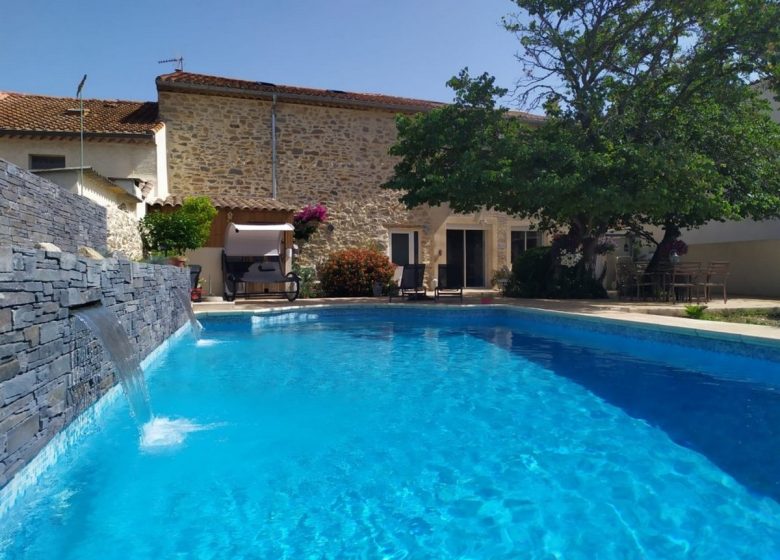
[
  {"xmin": 0, "ymin": 156, "xmax": 189, "ymax": 489},
  {"xmin": 0, "ymin": 159, "xmax": 107, "ymax": 255},
  {"xmin": 0, "ymin": 247, "xmax": 189, "ymax": 487}
]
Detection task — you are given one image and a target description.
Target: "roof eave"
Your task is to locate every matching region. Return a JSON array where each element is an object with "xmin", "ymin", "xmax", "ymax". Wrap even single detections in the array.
[
  {"xmin": 156, "ymin": 79, "xmax": 441, "ymax": 114},
  {"xmin": 0, "ymin": 129, "xmax": 156, "ymax": 141}
]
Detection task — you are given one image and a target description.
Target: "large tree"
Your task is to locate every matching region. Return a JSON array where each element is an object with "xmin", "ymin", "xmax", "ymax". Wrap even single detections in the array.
[{"xmin": 384, "ymin": 0, "xmax": 780, "ymax": 286}]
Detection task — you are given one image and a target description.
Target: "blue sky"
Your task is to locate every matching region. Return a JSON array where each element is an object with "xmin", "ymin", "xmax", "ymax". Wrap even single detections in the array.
[{"xmin": 1, "ymin": 0, "xmax": 529, "ymax": 108}]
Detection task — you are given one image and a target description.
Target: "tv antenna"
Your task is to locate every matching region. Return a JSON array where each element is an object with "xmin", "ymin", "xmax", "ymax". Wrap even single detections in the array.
[{"xmin": 158, "ymin": 57, "xmax": 184, "ymax": 71}]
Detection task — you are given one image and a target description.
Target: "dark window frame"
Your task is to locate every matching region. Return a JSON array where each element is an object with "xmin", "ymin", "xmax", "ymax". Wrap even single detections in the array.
[{"xmin": 29, "ymin": 154, "xmax": 66, "ymax": 170}]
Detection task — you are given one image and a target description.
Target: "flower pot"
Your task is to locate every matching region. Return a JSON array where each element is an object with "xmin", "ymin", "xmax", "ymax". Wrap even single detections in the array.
[{"xmin": 190, "ymin": 288, "xmax": 203, "ymax": 302}]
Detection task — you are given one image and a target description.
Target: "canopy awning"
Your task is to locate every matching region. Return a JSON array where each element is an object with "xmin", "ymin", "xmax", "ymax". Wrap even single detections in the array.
[
  {"xmin": 232, "ymin": 224, "xmax": 294, "ymax": 232},
  {"xmin": 224, "ymin": 222, "xmax": 294, "ymax": 257}
]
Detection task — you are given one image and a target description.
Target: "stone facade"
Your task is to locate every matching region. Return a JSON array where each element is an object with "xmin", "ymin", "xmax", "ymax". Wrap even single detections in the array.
[
  {"xmin": 158, "ymin": 83, "xmax": 543, "ymax": 290},
  {"xmin": 159, "ymin": 92, "xmax": 431, "ymax": 268},
  {"xmin": 0, "ymin": 159, "xmax": 107, "ymax": 255},
  {"xmin": 0, "ymin": 247, "xmax": 189, "ymax": 487},
  {"xmin": 106, "ymin": 205, "xmax": 143, "ymax": 261}
]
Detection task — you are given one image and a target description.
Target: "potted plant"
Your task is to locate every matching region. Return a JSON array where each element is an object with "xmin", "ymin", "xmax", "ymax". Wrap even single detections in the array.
[
  {"xmin": 139, "ymin": 197, "xmax": 216, "ymax": 266},
  {"xmin": 293, "ymin": 203, "xmax": 329, "ymax": 242},
  {"xmin": 190, "ymin": 279, "xmax": 204, "ymax": 302},
  {"xmin": 491, "ymin": 265, "xmax": 512, "ymax": 292}
]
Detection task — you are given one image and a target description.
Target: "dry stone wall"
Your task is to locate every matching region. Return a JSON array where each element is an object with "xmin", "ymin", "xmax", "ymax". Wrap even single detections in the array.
[
  {"xmin": 106, "ymin": 205, "xmax": 143, "ymax": 261},
  {"xmin": 159, "ymin": 92, "xmax": 432, "ymax": 269},
  {"xmin": 0, "ymin": 247, "xmax": 189, "ymax": 487},
  {"xmin": 0, "ymin": 159, "xmax": 107, "ymax": 255}
]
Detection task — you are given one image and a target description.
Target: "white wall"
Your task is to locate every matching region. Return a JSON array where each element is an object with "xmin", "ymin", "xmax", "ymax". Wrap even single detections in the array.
[
  {"xmin": 154, "ymin": 126, "xmax": 169, "ymax": 200},
  {"xmin": 0, "ymin": 136, "xmax": 157, "ymax": 184},
  {"xmin": 684, "ymin": 219, "xmax": 780, "ymax": 244}
]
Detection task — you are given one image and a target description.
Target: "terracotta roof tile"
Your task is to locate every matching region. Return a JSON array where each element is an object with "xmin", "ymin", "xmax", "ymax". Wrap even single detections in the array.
[
  {"xmin": 149, "ymin": 194, "xmax": 296, "ymax": 212},
  {"xmin": 156, "ymin": 71, "xmax": 448, "ymax": 113},
  {"xmin": 0, "ymin": 92, "xmax": 161, "ymax": 137},
  {"xmin": 157, "ymin": 71, "xmax": 545, "ymax": 122}
]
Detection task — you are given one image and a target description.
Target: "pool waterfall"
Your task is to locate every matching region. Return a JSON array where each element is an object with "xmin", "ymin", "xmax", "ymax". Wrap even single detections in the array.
[
  {"xmin": 72, "ymin": 305, "xmax": 153, "ymax": 426},
  {"xmin": 173, "ymin": 287, "xmax": 203, "ymax": 337}
]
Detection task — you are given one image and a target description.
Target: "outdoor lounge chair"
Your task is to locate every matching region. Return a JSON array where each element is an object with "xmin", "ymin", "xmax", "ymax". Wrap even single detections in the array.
[
  {"xmin": 435, "ymin": 264, "xmax": 463, "ymax": 302},
  {"xmin": 389, "ymin": 264, "xmax": 427, "ymax": 301},
  {"xmin": 221, "ymin": 223, "xmax": 300, "ymax": 302}
]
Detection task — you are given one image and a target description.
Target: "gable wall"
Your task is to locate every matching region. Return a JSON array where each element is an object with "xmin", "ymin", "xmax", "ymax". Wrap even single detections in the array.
[{"xmin": 158, "ymin": 91, "xmax": 432, "ymax": 267}]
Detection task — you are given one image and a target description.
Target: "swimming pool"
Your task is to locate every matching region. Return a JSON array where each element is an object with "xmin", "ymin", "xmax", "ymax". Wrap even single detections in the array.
[{"xmin": 1, "ymin": 306, "xmax": 779, "ymax": 558}]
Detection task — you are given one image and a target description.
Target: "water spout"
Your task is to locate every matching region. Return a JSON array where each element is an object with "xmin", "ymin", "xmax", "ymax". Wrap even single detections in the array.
[
  {"xmin": 72, "ymin": 305, "xmax": 152, "ymax": 426},
  {"xmin": 173, "ymin": 287, "xmax": 203, "ymax": 337}
]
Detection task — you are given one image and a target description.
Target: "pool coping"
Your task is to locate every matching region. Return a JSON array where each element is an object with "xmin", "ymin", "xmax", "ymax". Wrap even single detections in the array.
[{"xmin": 196, "ymin": 303, "xmax": 780, "ymax": 351}]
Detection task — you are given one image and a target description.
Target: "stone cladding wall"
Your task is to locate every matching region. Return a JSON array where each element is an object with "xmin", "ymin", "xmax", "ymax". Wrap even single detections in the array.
[
  {"xmin": 106, "ymin": 205, "xmax": 143, "ymax": 261},
  {"xmin": 0, "ymin": 247, "xmax": 189, "ymax": 487},
  {"xmin": 159, "ymin": 92, "xmax": 432, "ymax": 269},
  {"xmin": 0, "ymin": 159, "xmax": 107, "ymax": 255}
]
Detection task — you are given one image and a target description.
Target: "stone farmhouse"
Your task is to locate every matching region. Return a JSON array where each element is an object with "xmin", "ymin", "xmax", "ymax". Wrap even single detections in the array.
[
  {"xmin": 1, "ymin": 71, "xmax": 546, "ymax": 296},
  {"xmin": 2, "ymin": 71, "xmax": 778, "ymax": 296},
  {"xmin": 150, "ymin": 71, "xmax": 546, "ymax": 295}
]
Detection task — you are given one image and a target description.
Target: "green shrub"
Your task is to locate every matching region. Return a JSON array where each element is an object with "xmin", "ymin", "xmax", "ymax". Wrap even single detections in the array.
[
  {"xmin": 319, "ymin": 248, "xmax": 395, "ymax": 297},
  {"xmin": 504, "ymin": 247, "xmax": 553, "ymax": 298},
  {"xmin": 139, "ymin": 196, "xmax": 216, "ymax": 256},
  {"xmin": 292, "ymin": 263, "xmax": 321, "ymax": 299},
  {"xmin": 504, "ymin": 246, "xmax": 607, "ymax": 299},
  {"xmin": 684, "ymin": 304, "xmax": 708, "ymax": 319}
]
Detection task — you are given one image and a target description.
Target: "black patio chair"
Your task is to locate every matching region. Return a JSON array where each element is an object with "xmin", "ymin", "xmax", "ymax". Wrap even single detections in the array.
[
  {"xmin": 435, "ymin": 264, "xmax": 463, "ymax": 302},
  {"xmin": 189, "ymin": 264, "xmax": 202, "ymax": 290},
  {"xmin": 389, "ymin": 264, "xmax": 427, "ymax": 301}
]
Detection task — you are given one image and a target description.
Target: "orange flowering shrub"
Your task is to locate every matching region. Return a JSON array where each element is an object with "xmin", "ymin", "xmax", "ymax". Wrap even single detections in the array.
[{"xmin": 319, "ymin": 248, "xmax": 396, "ymax": 296}]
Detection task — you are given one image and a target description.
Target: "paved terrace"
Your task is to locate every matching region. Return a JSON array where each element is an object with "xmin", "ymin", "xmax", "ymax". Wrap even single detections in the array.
[{"xmin": 194, "ymin": 290, "xmax": 780, "ymax": 345}]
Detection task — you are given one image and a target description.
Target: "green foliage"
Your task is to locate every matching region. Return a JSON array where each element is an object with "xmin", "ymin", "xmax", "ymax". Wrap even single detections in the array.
[
  {"xmin": 139, "ymin": 197, "xmax": 216, "ymax": 256},
  {"xmin": 384, "ymin": 1, "xmax": 780, "ymax": 282},
  {"xmin": 490, "ymin": 265, "xmax": 512, "ymax": 290},
  {"xmin": 684, "ymin": 304, "xmax": 709, "ymax": 319},
  {"xmin": 702, "ymin": 308, "xmax": 780, "ymax": 327},
  {"xmin": 292, "ymin": 263, "xmax": 321, "ymax": 299},
  {"xmin": 179, "ymin": 196, "xmax": 218, "ymax": 247},
  {"xmin": 504, "ymin": 246, "xmax": 607, "ymax": 299},
  {"xmin": 504, "ymin": 247, "xmax": 553, "ymax": 298},
  {"xmin": 319, "ymin": 248, "xmax": 396, "ymax": 297}
]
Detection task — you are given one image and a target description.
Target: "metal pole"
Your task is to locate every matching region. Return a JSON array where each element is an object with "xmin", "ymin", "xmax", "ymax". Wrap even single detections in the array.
[{"xmin": 76, "ymin": 74, "xmax": 87, "ymax": 195}]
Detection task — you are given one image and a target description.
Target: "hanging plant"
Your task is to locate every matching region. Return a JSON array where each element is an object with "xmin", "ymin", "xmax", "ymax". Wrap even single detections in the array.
[{"xmin": 293, "ymin": 203, "xmax": 329, "ymax": 241}]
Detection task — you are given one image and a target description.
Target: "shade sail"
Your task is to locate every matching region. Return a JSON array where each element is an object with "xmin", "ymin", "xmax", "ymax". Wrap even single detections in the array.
[{"xmin": 224, "ymin": 222, "xmax": 293, "ymax": 257}]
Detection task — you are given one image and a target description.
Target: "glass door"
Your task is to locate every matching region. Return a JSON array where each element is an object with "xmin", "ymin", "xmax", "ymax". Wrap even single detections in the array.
[{"xmin": 446, "ymin": 229, "xmax": 485, "ymax": 287}]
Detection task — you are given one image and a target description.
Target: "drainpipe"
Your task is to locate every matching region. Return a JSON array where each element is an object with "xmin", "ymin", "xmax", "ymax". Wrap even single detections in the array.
[{"xmin": 271, "ymin": 93, "xmax": 278, "ymax": 200}]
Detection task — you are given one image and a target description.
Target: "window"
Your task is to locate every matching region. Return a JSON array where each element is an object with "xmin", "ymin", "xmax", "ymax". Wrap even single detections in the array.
[
  {"xmin": 29, "ymin": 154, "xmax": 65, "ymax": 170},
  {"xmin": 389, "ymin": 231, "xmax": 419, "ymax": 266},
  {"xmin": 510, "ymin": 230, "xmax": 540, "ymax": 266}
]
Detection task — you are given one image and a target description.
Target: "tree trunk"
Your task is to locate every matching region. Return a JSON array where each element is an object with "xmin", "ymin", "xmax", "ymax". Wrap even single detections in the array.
[{"xmin": 645, "ymin": 223, "xmax": 680, "ymax": 274}]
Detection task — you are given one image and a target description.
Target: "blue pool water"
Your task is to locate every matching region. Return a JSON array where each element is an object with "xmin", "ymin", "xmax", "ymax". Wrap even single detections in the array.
[{"xmin": 2, "ymin": 307, "xmax": 780, "ymax": 559}]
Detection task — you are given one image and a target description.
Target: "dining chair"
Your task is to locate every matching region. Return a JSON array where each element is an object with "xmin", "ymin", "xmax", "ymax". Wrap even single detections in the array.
[{"xmin": 698, "ymin": 261, "xmax": 730, "ymax": 303}]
